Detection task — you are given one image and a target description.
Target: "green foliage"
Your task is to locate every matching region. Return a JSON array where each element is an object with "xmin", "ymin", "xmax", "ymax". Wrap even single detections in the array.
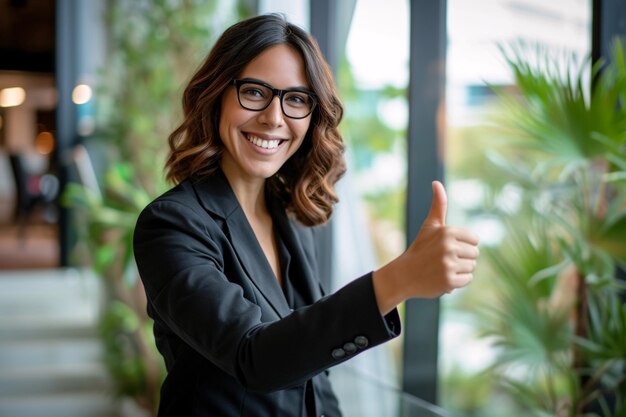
[
  {"xmin": 63, "ymin": 162, "xmax": 149, "ymax": 281},
  {"xmin": 575, "ymin": 288, "xmax": 626, "ymax": 415},
  {"xmin": 480, "ymin": 222, "xmax": 576, "ymax": 412},
  {"xmin": 100, "ymin": 301, "xmax": 146, "ymax": 397},
  {"xmin": 477, "ymin": 38, "xmax": 626, "ymax": 416},
  {"xmin": 99, "ymin": 0, "xmax": 232, "ymax": 195},
  {"xmin": 64, "ymin": 1, "xmax": 251, "ymax": 414},
  {"xmin": 440, "ymin": 364, "xmax": 518, "ymax": 417},
  {"xmin": 363, "ymin": 186, "xmax": 406, "ymax": 233},
  {"xmin": 64, "ymin": 162, "xmax": 164, "ymax": 411}
]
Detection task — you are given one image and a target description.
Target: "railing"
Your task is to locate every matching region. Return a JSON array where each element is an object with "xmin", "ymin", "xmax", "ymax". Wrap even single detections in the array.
[{"xmin": 330, "ymin": 362, "xmax": 453, "ymax": 417}]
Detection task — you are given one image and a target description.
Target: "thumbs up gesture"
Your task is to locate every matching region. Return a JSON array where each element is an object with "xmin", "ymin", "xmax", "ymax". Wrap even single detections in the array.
[
  {"xmin": 425, "ymin": 180, "xmax": 448, "ymax": 227},
  {"xmin": 372, "ymin": 181, "xmax": 480, "ymax": 315}
]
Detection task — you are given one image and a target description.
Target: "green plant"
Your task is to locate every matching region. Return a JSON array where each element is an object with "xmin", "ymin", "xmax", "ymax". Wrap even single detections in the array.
[
  {"xmin": 65, "ymin": 1, "xmax": 251, "ymax": 414},
  {"xmin": 478, "ymin": 39, "xmax": 626, "ymax": 416},
  {"xmin": 64, "ymin": 163, "xmax": 160, "ymax": 410}
]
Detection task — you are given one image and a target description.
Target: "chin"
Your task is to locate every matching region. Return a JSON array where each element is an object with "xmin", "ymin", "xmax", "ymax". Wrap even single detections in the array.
[{"xmin": 246, "ymin": 165, "xmax": 282, "ymax": 180}]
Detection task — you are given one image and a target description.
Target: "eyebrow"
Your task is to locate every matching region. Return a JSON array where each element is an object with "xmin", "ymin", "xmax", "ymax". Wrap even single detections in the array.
[{"xmin": 238, "ymin": 77, "xmax": 314, "ymax": 93}]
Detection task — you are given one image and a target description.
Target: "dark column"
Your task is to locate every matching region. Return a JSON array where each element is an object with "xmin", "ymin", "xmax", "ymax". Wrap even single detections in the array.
[
  {"xmin": 403, "ymin": 0, "xmax": 447, "ymax": 405},
  {"xmin": 592, "ymin": 0, "xmax": 626, "ymax": 63},
  {"xmin": 310, "ymin": 0, "xmax": 357, "ymax": 70},
  {"xmin": 55, "ymin": 0, "xmax": 106, "ymax": 266},
  {"xmin": 592, "ymin": 1, "xmax": 625, "ymax": 291},
  {"xmin": 310, "ymin": 0, "xmax": 338, "ymax": 69},
  {"xmin": 592, "ymin": 0, "xmax": 626, "ymax": 292},
  {"xmin": 309, "ymin": 0, "xmax": 356, "ymax": 290},
  {"xmin": 55, "ymin": 0, "xmax": 78, "ymax": 266},
  {"xmin": 309, "ymin": 0, "xmax": 337, "ymax": 290}
]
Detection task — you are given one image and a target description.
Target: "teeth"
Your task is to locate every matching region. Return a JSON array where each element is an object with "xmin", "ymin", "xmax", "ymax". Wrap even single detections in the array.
[{"xmin": 247, "ymin": 135, "xmax": 280, "ymax": 149}]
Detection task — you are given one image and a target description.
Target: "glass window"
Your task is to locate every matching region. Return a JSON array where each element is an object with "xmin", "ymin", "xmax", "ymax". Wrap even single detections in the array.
[
  {"xmin": 441, "ymin": 0, "xmax": 592, "ymax": 415},
  {"xmin": 330, "ymin": 0, "xmax": 409, "ymax": 415}
]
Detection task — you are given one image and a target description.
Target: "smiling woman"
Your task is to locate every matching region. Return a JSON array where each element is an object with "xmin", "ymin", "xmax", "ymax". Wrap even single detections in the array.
[
  {"xmin": 218, "ymin": 45, "xmax": 313, "ymax": 189},
  {"xmin": 133, "ymin": 13, "xmax": 479, "ymax": 417},
  {"xmin": 164, "ymin": 16, "xmax": 345, "ymax": 227}
]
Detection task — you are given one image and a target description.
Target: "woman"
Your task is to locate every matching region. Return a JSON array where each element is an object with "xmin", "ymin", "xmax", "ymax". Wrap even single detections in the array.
[{"xmin": 133, "ymin": 13, "xmax": 479, "ymax": 417}]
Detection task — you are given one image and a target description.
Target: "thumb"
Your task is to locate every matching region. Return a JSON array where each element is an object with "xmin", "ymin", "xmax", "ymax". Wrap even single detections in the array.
[{"xmin": 425, "ymin": 180, "xmax": 447, "ymax": 227}]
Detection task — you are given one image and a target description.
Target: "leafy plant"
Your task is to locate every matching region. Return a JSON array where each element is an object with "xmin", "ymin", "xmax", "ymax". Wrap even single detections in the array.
[
  {"xmin": 64, "ymin": 163, "xmax": 160, "ymax": 410},
  {"xmin": 478, "ymin": 38, "xmax": 626, "ymax": 416},
  {"xmin": 64, "ymin": 1, "xmax": 251, "ymax": 414}
]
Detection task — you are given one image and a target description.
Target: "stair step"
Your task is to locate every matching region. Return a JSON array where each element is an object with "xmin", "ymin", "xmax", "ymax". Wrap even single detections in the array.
[
  {"xmin": 0, "ymin": 338, "xmax": 104, "ymax": 370},
  {"xmin": 0, "ymin": 268, "xmax": 100, "ymax": 293},
  {"xmin": 0, "ymin": 268, "xmax": 140, "ymax": 417},
  {"xmin": 0, "ymin": 392, "xmax": 121, "ymax": 417},
  {"xmin": 0, "ymin": 268, "xmax": 101, "ymax": 302},
  {"xmin": 0, "ymin": 297, "xmax": 98, "ymax": 315},
  {"xmin": 0, "ymin": 363, "xmax": 114, "ymax": 396},
  {"xmin": 0, "ymin": 268, "xmax": 102, "ymax": 343},
  {"xmin": 0, "ymin": 316, "xmax": 98, "ymax": 340}
]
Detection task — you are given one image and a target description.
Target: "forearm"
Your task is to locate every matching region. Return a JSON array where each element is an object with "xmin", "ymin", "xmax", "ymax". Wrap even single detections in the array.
[{"xmin": 235, "ymin": 273, "xmax": 400, "ymax": 392}]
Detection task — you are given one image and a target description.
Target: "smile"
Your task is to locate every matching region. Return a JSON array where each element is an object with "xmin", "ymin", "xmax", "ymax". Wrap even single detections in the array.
[{"xmin": 245, "ymin": 134, "xmax": 283, "ymax": 150}]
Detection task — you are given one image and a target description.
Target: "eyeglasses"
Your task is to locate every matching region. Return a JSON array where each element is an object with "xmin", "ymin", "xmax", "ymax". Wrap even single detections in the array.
[{"xmin": 232, "ymin": 79, "xmax": 317, "ymax": 119}]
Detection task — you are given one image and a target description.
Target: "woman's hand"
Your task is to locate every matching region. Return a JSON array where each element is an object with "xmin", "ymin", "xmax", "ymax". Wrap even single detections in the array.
[{"xmin": 372, "ymin": 181, "xmax": 480, "ymax": 315}]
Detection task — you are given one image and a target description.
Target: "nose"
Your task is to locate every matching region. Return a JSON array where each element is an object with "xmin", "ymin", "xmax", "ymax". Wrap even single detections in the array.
[{"xmin": 257, "ymin": 95, "xmax": 284, "ymax": 127}]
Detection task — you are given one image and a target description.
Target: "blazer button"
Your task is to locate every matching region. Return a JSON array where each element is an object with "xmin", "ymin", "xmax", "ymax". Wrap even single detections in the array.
[
  {"xmin": 343, "ymin": 342, "xmax": 357, "ymax": 354},
  {"xmin": 331, "ymin": 348, "xmax": 346, "ymax": 359},
  {"xmin": 354, "ymin": 336, "xmax": 369, "ymax": 349}
]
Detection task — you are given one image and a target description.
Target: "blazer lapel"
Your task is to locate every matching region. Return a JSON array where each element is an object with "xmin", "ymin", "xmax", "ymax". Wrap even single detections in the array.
[
  {"xmin": 191, "ymin": 172, "xmax": 292, "ymax": 318},
  {"xmin": 269, "ymin": 199, "xmax": 323, "ymax": 305}
]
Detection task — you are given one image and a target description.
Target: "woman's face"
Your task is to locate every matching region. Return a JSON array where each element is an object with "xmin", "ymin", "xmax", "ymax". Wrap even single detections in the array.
[{"xmin": 219, "ymin": 44, "xmax": 312, "ymax": 185}]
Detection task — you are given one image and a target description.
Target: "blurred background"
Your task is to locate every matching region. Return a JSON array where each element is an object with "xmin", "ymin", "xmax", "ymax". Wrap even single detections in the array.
[{"xmin": 0, "ymin": 0, "xmax": 624, "ymax": 416}]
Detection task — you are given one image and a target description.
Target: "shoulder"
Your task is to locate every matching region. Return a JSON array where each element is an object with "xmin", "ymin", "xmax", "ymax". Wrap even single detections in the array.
[
  {"xmin": 149, "ymin": 178, "xmax": 198, "ymax": 208},
  {"xmin": 133, "ymin": 177, "xmax": 229, "ymax": 247},
  {"xmin": 137, "ymin": 180, "xmax": 204, "ymax": 223},
  {"xmin": 138, "ymin": 169, "xmax": 237, "ymax": 224},
  {"xmin": 133, "ymin": 179, "xmax": 228, "ymax": 265}
]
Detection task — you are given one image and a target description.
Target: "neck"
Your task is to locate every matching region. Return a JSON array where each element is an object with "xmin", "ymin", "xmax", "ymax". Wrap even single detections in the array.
[{"xmin": 220, "ymin": 165, "xmax": 267, "ymax": 218}]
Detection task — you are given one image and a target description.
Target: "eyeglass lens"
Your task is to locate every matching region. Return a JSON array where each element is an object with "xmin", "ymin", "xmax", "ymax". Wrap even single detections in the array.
[{"xmin": 237, "ymin": 82, "xmax": 314, "ymax": 119}]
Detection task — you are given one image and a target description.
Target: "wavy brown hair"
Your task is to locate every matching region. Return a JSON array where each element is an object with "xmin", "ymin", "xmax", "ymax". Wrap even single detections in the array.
[{"xmin": 165, "ymin": 14, "xmax": 345, "ymax": 226}]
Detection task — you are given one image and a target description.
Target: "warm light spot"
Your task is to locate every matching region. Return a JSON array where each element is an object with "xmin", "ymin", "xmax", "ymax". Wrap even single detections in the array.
[
  {"xmin": 0, "ymin": 87, "xmax": 26, "ymax": 107},
  {"xmin": 72, "ymin": 84, "xmax": 92, "ymax": 104},
  {"xmin": 35, "ymin": 131, "xmax": 55, "ymax": 155}
]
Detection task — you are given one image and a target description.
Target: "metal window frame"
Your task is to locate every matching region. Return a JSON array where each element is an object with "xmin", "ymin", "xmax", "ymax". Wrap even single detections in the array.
[
  {"xmin": 592, "ymin": 0, "xmax": 626, "ymax": 63},
  {"xmin": 403, "ymin": 0, "xmax": 447, "ymax": 405},
  {"xmin": 56, "ymin": 0, "xmax": 78, "ymax": 267}
]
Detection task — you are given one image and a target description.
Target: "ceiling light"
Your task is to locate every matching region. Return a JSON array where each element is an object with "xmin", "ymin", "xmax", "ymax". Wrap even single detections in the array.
[
  {"xmin": 72, "ymin": 84, "xmax": 92, "ymax": 105},
  {"xmin": 0, "ymin": 87, "xmax": 26, "ymax": 107}
]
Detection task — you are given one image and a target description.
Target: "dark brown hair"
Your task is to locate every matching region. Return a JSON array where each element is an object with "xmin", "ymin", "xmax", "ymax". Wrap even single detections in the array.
[{"xmin": 165, "ymin": 14, "xmax": 345, "ymax": 226}]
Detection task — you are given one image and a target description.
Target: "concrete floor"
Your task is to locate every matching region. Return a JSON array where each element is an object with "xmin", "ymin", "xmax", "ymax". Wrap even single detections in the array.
[{"xmin": 0, "ymin": 195, "xmax": 59, "ymax": 271}]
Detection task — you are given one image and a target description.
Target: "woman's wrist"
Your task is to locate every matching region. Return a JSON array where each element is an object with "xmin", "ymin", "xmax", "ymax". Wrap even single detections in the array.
[{"xmin": 372, "ymin": 263, "xmax": 405, "ymax": 316}]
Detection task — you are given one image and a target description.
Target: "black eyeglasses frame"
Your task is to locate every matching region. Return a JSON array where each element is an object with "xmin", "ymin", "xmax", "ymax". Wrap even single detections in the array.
[{"xmin": 232, "ymin": 78, "xmax": 317, "ymax": 120}]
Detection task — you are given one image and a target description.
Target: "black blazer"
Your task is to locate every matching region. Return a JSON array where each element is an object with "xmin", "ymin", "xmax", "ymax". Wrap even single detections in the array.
[{"xmin": 133, "ymin": 170, "xmax": 401, "ymax": 417}]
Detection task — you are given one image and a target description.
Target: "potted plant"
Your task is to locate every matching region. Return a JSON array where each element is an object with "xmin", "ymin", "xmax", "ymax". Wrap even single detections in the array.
[{"xmin": 477, "ymin": 39, "xmax": 626, "ymax": 416}]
